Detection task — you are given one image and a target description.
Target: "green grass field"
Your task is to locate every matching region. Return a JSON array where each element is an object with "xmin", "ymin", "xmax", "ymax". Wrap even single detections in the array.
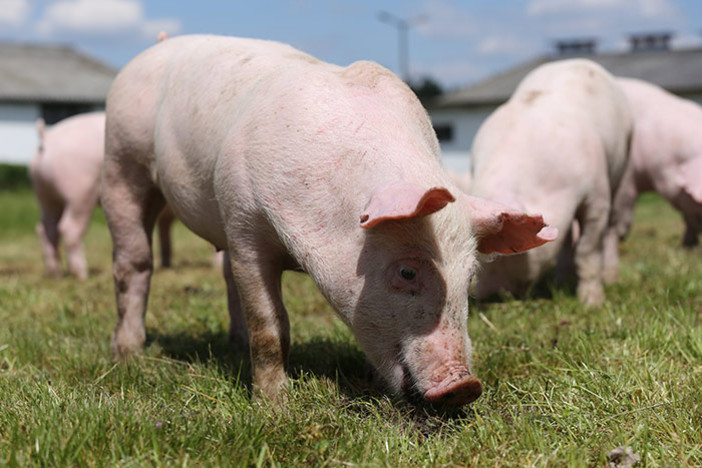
[{"xmin": 0, "ymin": 188, "xmax": 700, "ymax": 466}]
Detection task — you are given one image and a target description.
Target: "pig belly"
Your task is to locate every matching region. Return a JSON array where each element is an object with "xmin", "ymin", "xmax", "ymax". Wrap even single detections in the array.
[{"xmin": 155, "ymin": 152, "xmax": 228, "ymax": 250}]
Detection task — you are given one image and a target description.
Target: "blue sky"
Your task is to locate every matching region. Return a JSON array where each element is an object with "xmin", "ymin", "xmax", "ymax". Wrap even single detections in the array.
[{"xmin": 1, "ymin": 0, "xmax": 701, "ymax": 90}]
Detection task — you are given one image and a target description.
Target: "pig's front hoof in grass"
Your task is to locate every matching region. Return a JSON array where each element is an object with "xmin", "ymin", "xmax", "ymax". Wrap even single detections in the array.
[
  {"xmin": 111, "ymin": 330, "xmax": 146, "ymax": 360},
  {"xmin": 602, "ymin": 265, "xmax": 619, "ymax": 285},
  {"xmin": 578, "ymin": 281, "xmax": 605, "ymax": 307}
]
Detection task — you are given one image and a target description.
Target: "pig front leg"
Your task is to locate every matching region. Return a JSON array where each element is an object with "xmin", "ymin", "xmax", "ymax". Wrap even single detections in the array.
[
  {"xmin": 227, "ymin": 246, "xmax": 290, "ymax": 401},
  {"xmin": 221, "ymin": 251, "xmax": 249, "ymax": 353},
  {"xmin": 575, "ymin": 195, "xmax": 610, "ymax": 306},
  {"xmin": 103, "ymin": 157, "xmax": 166, "ymax": 358},
  {"xmin": 36, "ymin": 215, "xmax": 62, "ymax": 277},
  {"xmin": 58, "ymin": 204, "xmax": 95, "ymax": 280}
]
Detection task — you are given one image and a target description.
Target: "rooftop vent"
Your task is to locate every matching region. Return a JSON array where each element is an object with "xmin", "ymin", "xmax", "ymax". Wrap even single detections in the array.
[
  {"xmin": 629, "ymin": 32, "xmax": 672, "ymax": 52},
  {"xmin": 554, "ymin": 39, "xmax": 598, "ymax": 56}
]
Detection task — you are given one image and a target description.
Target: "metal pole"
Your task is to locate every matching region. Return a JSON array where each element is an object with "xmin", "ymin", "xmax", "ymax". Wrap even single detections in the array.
[{"xmin": 378, "ymin": 11, "xmax": 426, "ymax": 83}]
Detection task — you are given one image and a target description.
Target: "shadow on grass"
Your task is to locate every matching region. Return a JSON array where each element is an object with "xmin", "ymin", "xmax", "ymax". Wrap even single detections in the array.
[
  {"xmin": 474, "ymin": 270, "xmax": 577, "ymax": 305},
  {"xmin": 146, "ymin": 329, "xmax": 371, "ymax": 397},
  {"xmin": 147, "ymin": 328, "xmax": 478, "ymax": 427}
]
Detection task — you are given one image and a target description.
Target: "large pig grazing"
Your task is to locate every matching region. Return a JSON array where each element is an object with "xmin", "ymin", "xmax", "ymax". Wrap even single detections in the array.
[
  {"xmin": 605, "ymin": 78, "xmax": 702, "ymax": 267},
  {"xmin": 469, "ymin": 59, "xmax": 632, "ymax": 306},
  {"xmin": 102, "ymin": 34, "xmax": 557, "ymax": 405},
  {"xmin": 29, "ymin": 112, "xmax": 106, "ymax": 279}
]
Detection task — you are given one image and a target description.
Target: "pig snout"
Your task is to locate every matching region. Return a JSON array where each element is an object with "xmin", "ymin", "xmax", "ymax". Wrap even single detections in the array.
[{"xmin": 423, "ymin": 369, "xmax": 483, "ymax": 406}]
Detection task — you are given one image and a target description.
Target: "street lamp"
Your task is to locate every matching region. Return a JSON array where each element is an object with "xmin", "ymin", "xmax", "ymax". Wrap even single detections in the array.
[{"xmin": 378, "ymin": 11, "xmax": 427, "ymax": 83}]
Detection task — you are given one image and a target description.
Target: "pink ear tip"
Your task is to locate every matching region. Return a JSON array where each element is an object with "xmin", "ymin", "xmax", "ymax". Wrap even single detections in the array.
[{"xmin": 538, "ymin": 226, "xmax": 559, "ymax": 242}]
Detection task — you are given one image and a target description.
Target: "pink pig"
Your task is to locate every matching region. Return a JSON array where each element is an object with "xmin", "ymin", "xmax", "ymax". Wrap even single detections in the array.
[
  {"xmin": 603, "ymin": 78, "xmax": 702, "ymax": 277},
  {"xmin": 102, "ymin": 34, "xmax": 556, "ymax": 405},
  {"xmin": 29, "ymin": 112, "xmax": 106, "ymax": 279},
  {"xmin": 29, "ymin": 112, "xmax": 175, "ymax": 279},
  {"xmin": 469, "ymin": 59, "xmax": 632, "ymax": 306}
]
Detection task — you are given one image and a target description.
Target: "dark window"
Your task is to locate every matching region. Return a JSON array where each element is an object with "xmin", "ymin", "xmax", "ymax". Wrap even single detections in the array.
[
  {"xmin": 41, "ymin": 103, "xmax": 95, "ymax": 125},
  {"xmin": 434, "ymin": 124, "xmax": 454, "ymax": 142}
]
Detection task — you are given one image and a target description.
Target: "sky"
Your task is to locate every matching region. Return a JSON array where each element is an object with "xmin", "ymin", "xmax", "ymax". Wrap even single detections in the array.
[{"xmin": 1, "ymin": 0, "xmax": 701, "ymax": 90}]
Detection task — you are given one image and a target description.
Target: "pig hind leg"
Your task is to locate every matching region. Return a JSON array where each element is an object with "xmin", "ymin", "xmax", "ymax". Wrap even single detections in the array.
[
  {"xmin": 58, "ymin": 202, "xmax": 96, "ymax": 280},
  {"xmin": 574, "ymin": 193, "xmax": 610, "ymax": 306},
  {"xmin": 36, "ymin": 206, "xmax": 63, "ymax": 277},
  {"xmin": 102, "ymin": 155, "xmax": 166, "ymax": 358}
]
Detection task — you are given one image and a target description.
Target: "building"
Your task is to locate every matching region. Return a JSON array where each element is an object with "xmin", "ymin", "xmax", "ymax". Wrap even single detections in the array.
[
  {"xmin": 429, "ymin": 33, "xmax": 702, "ymax": 171},
  {"xmin": 0, "ymin": 43, "xmax": 116, "ymax": 165}
]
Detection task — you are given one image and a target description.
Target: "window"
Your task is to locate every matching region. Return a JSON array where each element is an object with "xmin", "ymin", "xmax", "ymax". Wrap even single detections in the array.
[
  {"xmin": 434, "ymin": 124, "xmax": 454, "ymax": 143},
  {"xmin": 41, "ymin": 103, "xmax": 95, "ymax": 125}
]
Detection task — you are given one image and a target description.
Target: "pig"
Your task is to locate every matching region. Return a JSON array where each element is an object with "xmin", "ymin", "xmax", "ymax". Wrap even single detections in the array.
[
  {"xmin": 29, "ymin": 112, "xmax": 106, "ymax": 279},
  {"xmin": 603, "ymin": 78, "xmax": 702, "ymax": 278},
  {"xmin": 102, "ymin": 34, "xmax": 557, "ymax": 405},
  {"xmin": 29, "ymin": 112, "xmax": 175, "ymax": 279},
  {"xmin": 469, "ymin": 59, "xmax": 632, "ymax": 306}
]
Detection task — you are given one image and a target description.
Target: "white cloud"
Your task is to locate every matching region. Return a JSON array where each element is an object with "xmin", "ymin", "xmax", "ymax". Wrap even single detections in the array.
[
  {"xmin": 527, "ymin": 0, "xmax": 678, "ymax": 17},
  {"xmin": 36, "ymin": 0, "xmax": 180, "ymax": 38},
  {"xmin": 477, "ymin": 36, "xmax": 530, "ymax": 56},
  {"xmin": 414, "ymin": 0, "xmax": 478, "ymax": 40},
  {"xmin": 639, "ymin": 0, "xmax": 676, "ymax": 18},
  {"xmin": 0, "ymin": 0, "xmax": 30, "ymax": 26}
]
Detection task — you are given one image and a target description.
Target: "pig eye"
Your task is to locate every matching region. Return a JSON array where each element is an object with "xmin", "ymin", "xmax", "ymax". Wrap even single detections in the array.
[{"xmin": 400, "ymin": 267, "xmax": 416, "ymax": 281}]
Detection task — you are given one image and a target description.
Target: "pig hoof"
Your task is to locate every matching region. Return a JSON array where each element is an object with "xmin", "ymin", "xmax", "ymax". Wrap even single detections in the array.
[
  {"xmin": 252, "ymin": 374, "xmax": 288, "ymax": 404},
  {"xmin": 578, "ymin": 282, "xmax": 604, "ymax": 307},
  {"xmin": 601, "ymin": 266, "xmax": 619, "ymax": 285},
  {"xmin": 682, "ymin": 236, "xmax": 699, "ymax": 248},
  {"xmin": 111, "ymin": 332, "xmax": 146, "ymax": 359}
]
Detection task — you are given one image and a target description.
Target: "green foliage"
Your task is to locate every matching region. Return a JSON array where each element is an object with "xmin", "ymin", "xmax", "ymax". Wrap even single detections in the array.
[
  {"xmin": 0, "ymin": 190, "xmax": 700, "ymax": 466},
  {"xmin": 410, "ymin": 77, "xmax": 444, "ymax": 103},
  {"xmin": 0, "ymin": 163, "xmax": 31, "ymax": 191}
]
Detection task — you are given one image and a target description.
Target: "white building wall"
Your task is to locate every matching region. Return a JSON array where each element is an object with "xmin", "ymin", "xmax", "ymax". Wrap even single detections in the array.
[
  {"xmin": 0, "ymin": 103, "xmax": 41, "ymax": 165},
  {"xmin": 428, "ymin": 105, "xmax": 497, "ymax": 172}
]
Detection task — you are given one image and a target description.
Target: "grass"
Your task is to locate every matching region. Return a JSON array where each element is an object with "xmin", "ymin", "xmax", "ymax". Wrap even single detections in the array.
[{"xmin": 0, "ymin": 188, "xmax": 700, "ymax": 466}]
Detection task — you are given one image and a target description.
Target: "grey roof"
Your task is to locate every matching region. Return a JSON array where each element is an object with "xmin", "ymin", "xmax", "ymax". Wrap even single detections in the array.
[
  {"xmin": 0, "ymin": 43, "xmax": 117, "ymax": 103},
  {"xmin": 432, "ymin": 48, "xmax": 702, "ymax": 108}
]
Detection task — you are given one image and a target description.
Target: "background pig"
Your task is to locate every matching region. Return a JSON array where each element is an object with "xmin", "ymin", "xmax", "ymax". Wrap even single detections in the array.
[
  {"xmin": 30, "ymin": 112, "xmax": 106, "ymax": 279},
  {"xmin": 29, "ymin": 111, "xmax": 175, "ymax": 279},
  {"xmin": 469, "ymin": 59, "xmax": 632, "ymax": 306},
  {"xmin": 102, "ymin": 34, "xmax": 556, "ymax": 405},
  {"xmin": 603, "ymin": 78, "xmax": 702, "ymax": 277}
]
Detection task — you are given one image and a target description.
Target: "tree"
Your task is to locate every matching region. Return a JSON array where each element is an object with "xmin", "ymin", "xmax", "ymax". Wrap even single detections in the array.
[{"xmin": 410, "ymin": 77, "xmax": 444, "ymax": 103}]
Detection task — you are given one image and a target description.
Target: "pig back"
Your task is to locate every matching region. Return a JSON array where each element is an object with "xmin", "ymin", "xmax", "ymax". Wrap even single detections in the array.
[
  {"xmin": 32, "ymin": 112, "xmax": 105, "ymax": 203},
  {"xmin": 106, "ymin": 35, "xmax": 448, "ymax": 259}
]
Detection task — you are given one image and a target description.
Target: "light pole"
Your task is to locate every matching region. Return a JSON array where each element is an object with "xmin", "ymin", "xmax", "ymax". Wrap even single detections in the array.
[{"xmin": 378, "ymin": 11, "xmax": 427, "ymax": 83}]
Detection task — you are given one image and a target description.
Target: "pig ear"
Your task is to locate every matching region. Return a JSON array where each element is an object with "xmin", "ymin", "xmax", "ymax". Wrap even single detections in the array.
[
  {"xmin": 360, "ymin": 182, "xmax": 455, "ymax": 228},
  {"xmin": 465, "ymin": 195, "xmax": 558, "ymax": 254},
  {"xmin": 677, "ymin": 158, "xmax": 702, "ymax": 204}
]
